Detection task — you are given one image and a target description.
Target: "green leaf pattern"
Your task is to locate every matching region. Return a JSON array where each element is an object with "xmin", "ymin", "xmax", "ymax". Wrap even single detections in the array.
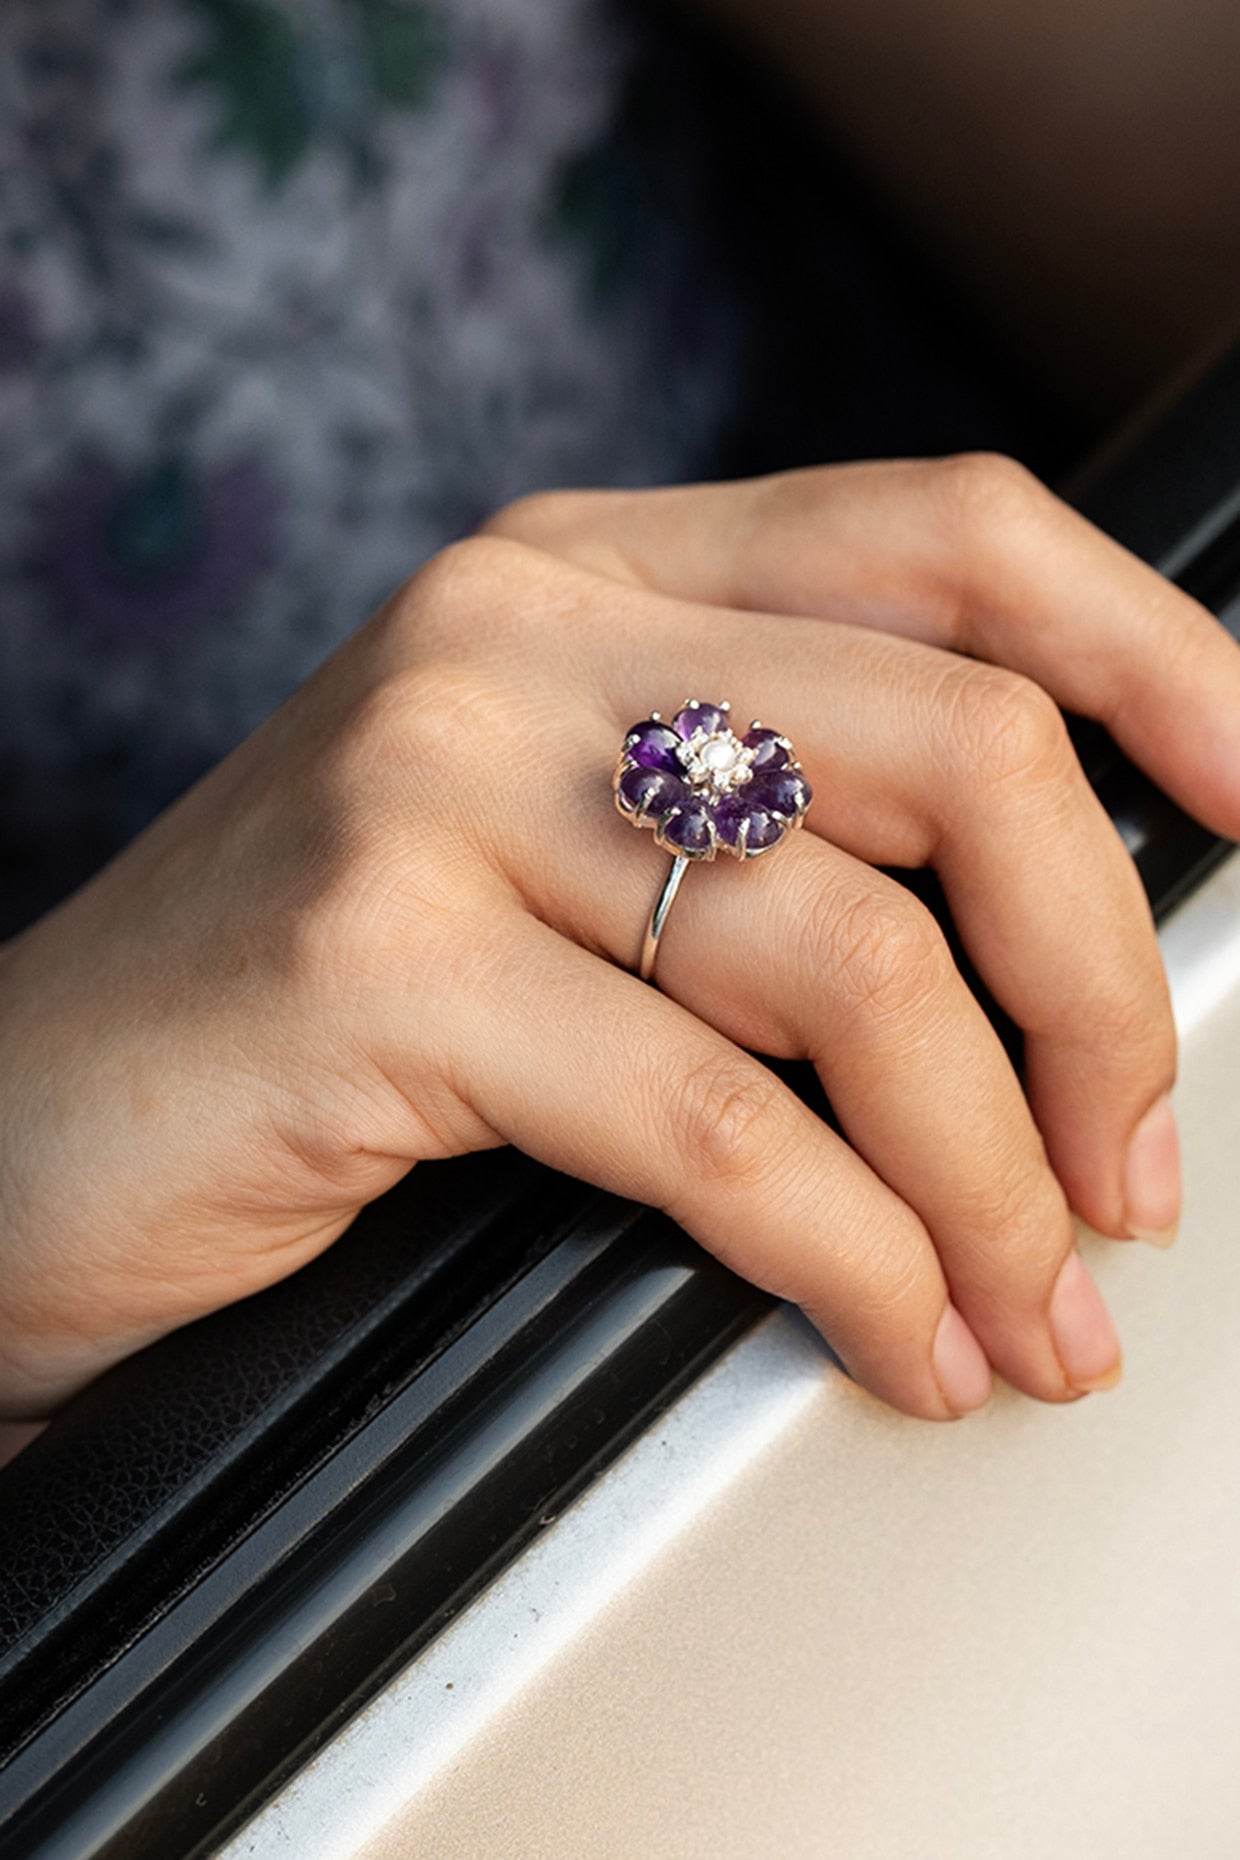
[
  {"xmin": 176, "ymin": 0, "xmax": 447, "ymax": 189},
  {"xmin": 176, "ymin": 0, "xmax": 310, "ymax": 189}
]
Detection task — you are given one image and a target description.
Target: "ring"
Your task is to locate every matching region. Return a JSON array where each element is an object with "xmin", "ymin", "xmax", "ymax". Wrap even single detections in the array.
[{"xmin": 613, "ymin": 697, "xmax": 813, "ymax": 983}]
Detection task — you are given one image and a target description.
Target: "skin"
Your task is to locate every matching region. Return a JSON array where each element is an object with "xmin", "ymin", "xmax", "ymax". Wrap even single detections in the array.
[{"xmin": 2, "ymin": 454, "xmax": 1239, "ymax": 1431}]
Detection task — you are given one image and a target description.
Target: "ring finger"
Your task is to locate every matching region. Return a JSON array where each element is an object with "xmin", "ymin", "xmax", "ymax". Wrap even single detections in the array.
[{"xmin": 500, "ymin": 711, "xmax": 1119, "ymax": 1405}]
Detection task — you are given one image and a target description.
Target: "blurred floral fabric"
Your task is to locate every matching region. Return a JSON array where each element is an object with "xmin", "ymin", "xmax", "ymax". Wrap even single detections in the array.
[{"xmin": 0, "ymin": 0, "xmax": 741, "ymax": 898}]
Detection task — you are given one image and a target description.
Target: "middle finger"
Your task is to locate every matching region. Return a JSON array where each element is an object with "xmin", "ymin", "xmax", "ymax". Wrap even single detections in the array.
[{"xmin": 503, "ymin": 716, "xmax": 1118, "ymax": 1403}]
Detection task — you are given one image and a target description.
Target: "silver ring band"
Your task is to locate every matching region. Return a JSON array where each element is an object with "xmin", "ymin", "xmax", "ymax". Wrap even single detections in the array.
[
  {"xmin": 614, "ymin": 698, "xmax": 813, "ymax": 987},
  {"xmin": 639, "ymin": 853, "xmax": 692, "ymax": 984}
]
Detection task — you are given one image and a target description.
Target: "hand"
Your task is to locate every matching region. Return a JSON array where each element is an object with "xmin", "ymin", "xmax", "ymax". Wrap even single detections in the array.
[{"xmin": 3, "ymin": 455, "xmax": 1239, "ymax": 1422}]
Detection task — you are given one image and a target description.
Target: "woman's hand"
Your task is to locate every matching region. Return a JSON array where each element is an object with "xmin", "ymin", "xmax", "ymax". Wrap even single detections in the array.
[{"xmin": 4, "ymin": 455, "xmax": 1239, "ymax": 1424}]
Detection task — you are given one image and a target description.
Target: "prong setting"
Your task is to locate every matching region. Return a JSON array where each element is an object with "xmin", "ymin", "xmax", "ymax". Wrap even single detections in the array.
[{"xmin": 614, "ymin": 698, "xmax": 811, "ymax": 862}]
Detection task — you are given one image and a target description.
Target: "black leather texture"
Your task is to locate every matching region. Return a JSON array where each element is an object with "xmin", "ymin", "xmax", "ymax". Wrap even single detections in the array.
[{"xmin": 0, "ymin": 1146, "xmax": 587, "ymax": 1759}]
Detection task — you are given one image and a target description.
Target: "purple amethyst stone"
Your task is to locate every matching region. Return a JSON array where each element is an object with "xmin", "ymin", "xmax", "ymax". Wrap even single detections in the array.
[
  {"xmin": 625, "ymin": 721, "xmax": 684, "ymax": 772},
  {"xmin": 617, "ymin": 765, "xmax": 689, "ymax": 816},
  {"xmin": 672, "ymin": 701, "xmax": 728, "ymax": 740},
  {"xmin": 616, "ymin": 701, "xmax": 811, "ymax": 862},
  {"xmin": 749, "ymin": 769, "xmax": 811, "ymax": 818},
  {"xmin": 660, "ymin": 806, "xmax": 716, "ymax": 856},
  {"xmin": 742, "ymin": 727, "xmax": 790, "ymax": 773},
  {"xmin": 716, "ymin": 799, "xmax": 785, "ymax": 854}
]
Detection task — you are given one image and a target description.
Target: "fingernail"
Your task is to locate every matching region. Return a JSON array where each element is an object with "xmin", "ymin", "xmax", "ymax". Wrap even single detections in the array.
[
  {"xmin": 933, "ymin": 1304, "xmax": 993, "ymax": 1415},
  {"xmin": 1124, "ymin": 1093, "xmax": 1181, "ymax": 1248},
  {"xmin": 1049, "ymin": 1251, "xmax": 1123, "ymax": 1393}
]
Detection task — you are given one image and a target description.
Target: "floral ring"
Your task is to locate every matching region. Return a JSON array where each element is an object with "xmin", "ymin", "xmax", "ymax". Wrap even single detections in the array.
[{"xmin": 613, "ymin": 698, "xmax": 813, "ymax": 983}]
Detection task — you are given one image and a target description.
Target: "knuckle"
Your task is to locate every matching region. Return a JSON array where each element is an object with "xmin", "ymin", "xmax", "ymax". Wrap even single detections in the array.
[
  {"xmin": 941, "ymin": 661, "xmax": 1073, "ymax": 791},
  {"xmin": 394, "ymin": 529, "xmax": 590, "ymax": 663},
  {"xmin": 481, "ymin": 487, "xmax": 650, "ymax": 589},
  {"xmin": 1089, "ymin": 976, "xmax": 1176, "ymax": 1075},
  {"xmin": 966, "ymin": 1161, "xmax": 1070, "ymax": 1279},
  {"xmin": 665, "ymin": 1052, "xmax": 787, "ymax": 1193},
  {"xmin": 480, "ymin": 487, "xmax": 601, "ymax": 547},
  {"xmin": 839, "ymin": 1217, "xmax": 930, "ymax": 1327},
  {"xmin": 395, "ymin": 533, "xmax": 540, "ymax": 639},
  {"xmin": 820, "ymin": 884, "xmax": 950, "ymax": 1026},
  {"xmin": 931, "ymin": 449, "xmax": 1046, "ymax": 535}
]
